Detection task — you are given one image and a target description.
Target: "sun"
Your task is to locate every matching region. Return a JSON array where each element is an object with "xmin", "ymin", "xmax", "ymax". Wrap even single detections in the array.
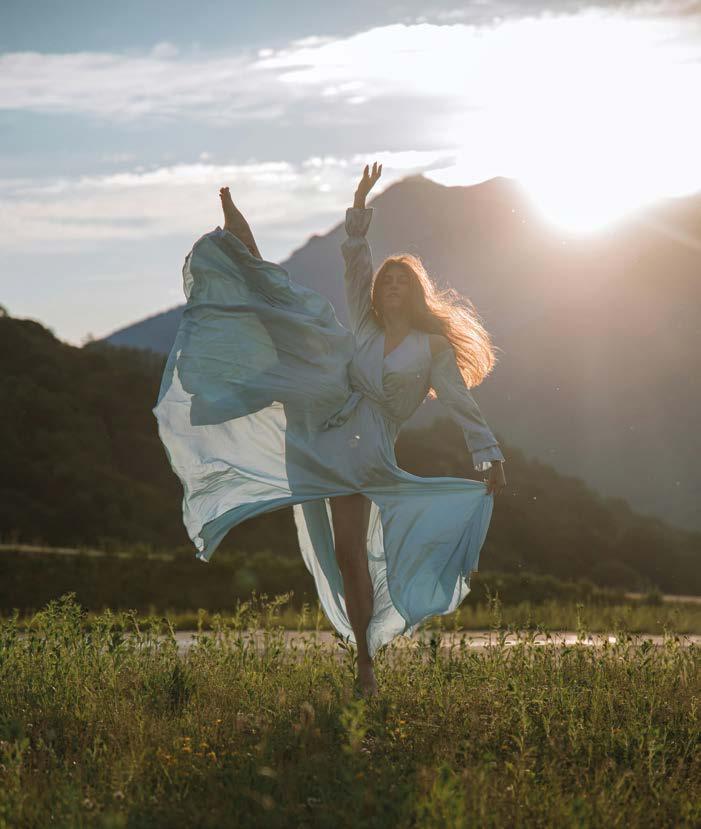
[
  {"xmin": 430, "ymin": 10, "xmax": 701, "ymax": 235},
  {"xmin": 515, "ymin": 172, "xmax": 653, "ymax": 235}
]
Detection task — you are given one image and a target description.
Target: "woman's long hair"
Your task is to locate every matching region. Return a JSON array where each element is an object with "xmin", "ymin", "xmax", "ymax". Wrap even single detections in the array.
[{"xmin": 370, "ymin": 254, "xmax": 501, "ymax": 399}]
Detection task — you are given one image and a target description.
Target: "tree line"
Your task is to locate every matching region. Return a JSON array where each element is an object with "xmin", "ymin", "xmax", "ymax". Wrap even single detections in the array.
[{"xmin": 1, "ymin": 313, "xmax": 698, "ymax": 594}]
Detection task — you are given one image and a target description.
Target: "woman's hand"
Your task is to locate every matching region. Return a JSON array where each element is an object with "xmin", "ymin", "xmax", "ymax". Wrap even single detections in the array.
[
  {"xmin": 353, "ymin": 162, "xmax": 383, "ymax": 208},
  {"xmin": 485, "ymin": 461, "xmax": 506, "ymax": 497}
]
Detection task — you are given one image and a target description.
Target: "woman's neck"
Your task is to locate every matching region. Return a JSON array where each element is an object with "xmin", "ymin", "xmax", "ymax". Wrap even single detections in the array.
[{"xmin": 382, "ymin": 310, "xmax": 411, "ymax": 340}]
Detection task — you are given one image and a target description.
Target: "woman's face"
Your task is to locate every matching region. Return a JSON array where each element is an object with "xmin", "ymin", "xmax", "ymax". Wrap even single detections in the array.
[{"xmin": 377, "ymin": 265, "xmax": 411, "ymax": 316}]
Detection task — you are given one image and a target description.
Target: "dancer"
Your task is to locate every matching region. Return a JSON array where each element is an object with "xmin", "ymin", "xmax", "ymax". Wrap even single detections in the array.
[{"xmin": 153, "ymin": 162, "xmax": 506, "ymax": 697}]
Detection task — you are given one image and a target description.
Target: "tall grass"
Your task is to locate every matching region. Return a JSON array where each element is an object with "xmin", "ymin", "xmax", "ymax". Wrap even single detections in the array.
[
  {"xmin": 0, "ymin": 592, "xmax": 699, "ymax": 828},
  {"xmin": 8, "ymin": 596, "xmax": 700, "ymax": 636},
  {"xmin": 163, "ymin": 596, "xmax": 701, "ymax": 635}
]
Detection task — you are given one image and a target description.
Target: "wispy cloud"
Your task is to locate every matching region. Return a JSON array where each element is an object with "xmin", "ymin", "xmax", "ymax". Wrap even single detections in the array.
[
  {"xmin": 1, "ymin": 3, "xmax": 698, "ymax": 124},
  {"xmin": 0, "ymin": 43, "xmax": 286, "ymax": 124},
  {"xmin": 0, "ymin": 151, "xmax": 454, "ymax": 251},
  {"xmin": 2, "ymin": 4, "xmax": 697, "ymax": 240}
]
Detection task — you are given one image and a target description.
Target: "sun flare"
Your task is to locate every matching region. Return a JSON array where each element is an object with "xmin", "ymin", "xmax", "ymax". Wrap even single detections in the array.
[
  {"xmin": 506, "ymin": 12, "xmax": 700, "ymax": 232},
  {"xmin": 429, "ymin": 10, "xmax": 701, "ymax": 234}
]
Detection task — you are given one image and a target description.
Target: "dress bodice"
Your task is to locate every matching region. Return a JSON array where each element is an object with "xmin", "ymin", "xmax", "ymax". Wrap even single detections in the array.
[{"xmin": 347, "ymin": 327, "xmax": 431, "ymax": 425}]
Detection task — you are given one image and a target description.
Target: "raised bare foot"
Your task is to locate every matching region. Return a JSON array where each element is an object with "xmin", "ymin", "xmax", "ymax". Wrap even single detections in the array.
[
  {"xmin": 219, "ymin": 186, "xmax": 237, "ymax": 230},
  {"xmin": 357, "ymin": 661, "xmax": 379, "ymax": 698}
]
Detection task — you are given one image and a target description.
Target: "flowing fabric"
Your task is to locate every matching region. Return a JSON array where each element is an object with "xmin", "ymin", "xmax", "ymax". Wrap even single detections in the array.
[{"xmin": 153, "ymin": 206, "xmax": 505, "ymax": 657}]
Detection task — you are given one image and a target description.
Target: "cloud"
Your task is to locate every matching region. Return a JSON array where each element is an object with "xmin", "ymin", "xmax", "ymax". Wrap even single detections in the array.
[
  {"xmin": 1, "ymin": 1, "xmax": 699, "ymax": 249},
  {"xmin": 0, "ymin": 49, "xmax": 282, "ymax": 124},
  {"xmin": 0, "ymin": 150, "xmax": 454, "ymax": 252},
  {"xmin": 150, "ymin": 41, "xmax": 180, "ymax": 59},
  {"xmin": 0, "ymin": 2, "xmax": 697, "ymax": 132},
  {"xmin": 0, "ymin": 1, "xmax": 697, "ymax": 136}
]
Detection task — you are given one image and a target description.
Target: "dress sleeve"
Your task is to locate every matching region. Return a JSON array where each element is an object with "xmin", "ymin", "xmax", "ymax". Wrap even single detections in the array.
[
  {"xmin": 429, "ymin": 345, "xmax": 506, "ymax": 472},
  {"xmin": 340, "ymin": 206, "xmax": 380, "ymax": 343}
]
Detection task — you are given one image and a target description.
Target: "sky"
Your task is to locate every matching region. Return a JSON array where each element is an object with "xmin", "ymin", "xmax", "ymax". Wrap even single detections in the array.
[{"xmin": 1, "ymin": 0, "xmax": 700, "ymax": 346}]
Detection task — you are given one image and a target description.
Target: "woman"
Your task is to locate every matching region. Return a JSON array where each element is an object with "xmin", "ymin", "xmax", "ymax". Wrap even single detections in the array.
[{"xmin": 153, "ymin": 162, "xmax": 506, "ymax": 697}]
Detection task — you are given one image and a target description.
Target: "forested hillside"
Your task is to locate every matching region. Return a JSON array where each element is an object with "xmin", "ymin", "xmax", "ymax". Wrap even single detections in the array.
[{"xmin": 2, "ymin": 312, "xmax": 699, "ymax": 593}]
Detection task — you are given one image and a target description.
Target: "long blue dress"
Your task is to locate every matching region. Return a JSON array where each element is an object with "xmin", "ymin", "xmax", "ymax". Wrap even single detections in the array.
[{"xmin": 153, "ymin": 206, "xmax": 505, "ymax": 657}]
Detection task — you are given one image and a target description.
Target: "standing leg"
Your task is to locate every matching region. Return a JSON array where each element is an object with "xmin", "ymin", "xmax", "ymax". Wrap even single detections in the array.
[{"xmin": 329, "ymin": 493, "xmax": 378, "ymax": 696}]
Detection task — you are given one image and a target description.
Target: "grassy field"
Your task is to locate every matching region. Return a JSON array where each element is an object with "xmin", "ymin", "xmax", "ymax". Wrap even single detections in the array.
[{"xmin": 0, "ymin": 592, "xmax": 699, "ymax": 828}]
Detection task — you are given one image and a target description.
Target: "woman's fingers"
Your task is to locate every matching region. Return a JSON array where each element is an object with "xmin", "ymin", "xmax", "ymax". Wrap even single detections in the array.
[
  {"xmin": 354, "ymin": 162, "xmax": 381, "ymax": 204},
  {"xmin": 359, "ymin": 162, "xmax": 382, "ymax": 192},
  {"xmin": 485, "ymin": 467, "xmax": 506, "ymax": 496}
]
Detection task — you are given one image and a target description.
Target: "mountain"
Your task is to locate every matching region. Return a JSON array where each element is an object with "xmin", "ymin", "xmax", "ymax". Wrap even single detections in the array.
[
  {"xmin": 105, "ymin": 304, "xmax": 185, "ymax": 354},
  {"xmin": 3, "ymin": 313, "xmax": 700, "ymax": 594},
  {"xmin": 102, "ymin": 174, "xmax": 701, "ymax": 533}
]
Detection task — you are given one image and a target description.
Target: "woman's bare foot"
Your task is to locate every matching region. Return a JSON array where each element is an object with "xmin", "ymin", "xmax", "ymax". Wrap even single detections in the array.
[
  {"xmin": 357, "ymin": 660, "xmax": 379, "ymax": 698},
  {"xmin": 219, "ymin": 186, "xmax": 237, "ymax": 230},
  {"xmin": 218, "ymin": 186, "xmax": 262, "ymax": 257}
]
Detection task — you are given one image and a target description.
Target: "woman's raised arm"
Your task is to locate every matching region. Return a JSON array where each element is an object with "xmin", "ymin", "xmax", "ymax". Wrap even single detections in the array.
[{"xmin": 340, "ymin": 163, "xmax": 383, "ymax": 342}]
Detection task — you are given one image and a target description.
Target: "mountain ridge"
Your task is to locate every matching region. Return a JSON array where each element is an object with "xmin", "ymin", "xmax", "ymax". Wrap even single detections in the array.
[{"xmin": 100, "ymin": 173, "xmax": 701, "ymax": 532}]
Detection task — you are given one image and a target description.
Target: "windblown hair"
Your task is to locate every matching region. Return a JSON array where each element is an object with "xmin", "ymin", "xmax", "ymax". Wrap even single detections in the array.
[{"xmin": 370, "ymin": 254, "xmax": 501, "ymax": 400}]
